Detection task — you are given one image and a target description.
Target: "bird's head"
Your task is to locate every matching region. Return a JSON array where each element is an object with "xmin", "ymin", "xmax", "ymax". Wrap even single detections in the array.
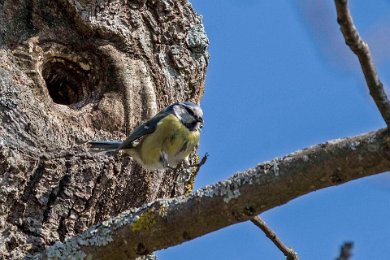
[{"xmin": 172, "ymin": 101, "xmax": 204, "ymax": 131}]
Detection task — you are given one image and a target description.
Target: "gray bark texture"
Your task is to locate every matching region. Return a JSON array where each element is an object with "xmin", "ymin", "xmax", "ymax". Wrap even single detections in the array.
[
  {"xmin": 43, "ymin": 128, "xmax": 390, "ymax": 259},
  {"xmin": 0, "ymin": 0, "xmax": 208, "ymax": 258}
]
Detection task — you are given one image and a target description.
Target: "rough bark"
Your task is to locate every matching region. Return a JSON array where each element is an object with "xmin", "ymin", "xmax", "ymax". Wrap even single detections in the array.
[
  {"xmin": 0, "ymin": 0, "xmax": 208, "ymax": 258},
  {"xmin": 43, "ymin": 128, "xmax": 390, "ymax": 259}
]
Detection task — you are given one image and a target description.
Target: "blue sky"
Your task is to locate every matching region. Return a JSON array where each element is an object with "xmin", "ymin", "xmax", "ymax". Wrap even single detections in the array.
[{"xmin": 158, "ymin": 1, "xmax": 390, "ymax": 259}]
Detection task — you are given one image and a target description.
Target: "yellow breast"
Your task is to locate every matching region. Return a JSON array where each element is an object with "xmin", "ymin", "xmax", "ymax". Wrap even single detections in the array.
[{"xmin": 132, "ymin": 114, "xmax": 200, "ymax": 169}]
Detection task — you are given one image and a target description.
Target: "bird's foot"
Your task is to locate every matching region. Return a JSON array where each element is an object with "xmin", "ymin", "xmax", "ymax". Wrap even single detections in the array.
[{"xmin": 184, "ymin": 153, "xmax": 209, "ymax": 169}]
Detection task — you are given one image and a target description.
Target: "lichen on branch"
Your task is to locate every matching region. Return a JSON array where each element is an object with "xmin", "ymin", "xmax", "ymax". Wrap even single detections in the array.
[{"xmin": 44, "ymin": 129, "xmax": 390, "ymax": 259}]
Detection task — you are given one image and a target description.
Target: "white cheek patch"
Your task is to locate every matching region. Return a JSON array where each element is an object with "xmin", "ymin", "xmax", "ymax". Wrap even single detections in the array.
[
  {"xmin": 194, "ymin": 107, "xmax": 203, "ymax": 119},
  {"xmin": 181, "ymin": 113, "xmax": 195, "ymax": 125}
]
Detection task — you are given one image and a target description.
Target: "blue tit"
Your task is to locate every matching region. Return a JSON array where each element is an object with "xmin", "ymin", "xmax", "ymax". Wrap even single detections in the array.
[{"xmin": 89, "ymin": 101, "xmax": 204, "ymax": 170}]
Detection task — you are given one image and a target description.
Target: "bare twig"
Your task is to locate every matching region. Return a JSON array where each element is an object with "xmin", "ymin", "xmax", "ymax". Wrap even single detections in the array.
[
  {"xmin": 182, "ymin": 153, "xmax": 209, "ymax": 194},
  {"xmin": 185, "ymin": 153, "xmax": 209, "ymax": 193},
  {"xmin": 336, "ymin": 242, "xmax": 353, "ymax": 260},
  {"xmin": 335, "ymin": 0, "xmax": 390, "ymax": 126},
  {"xmin": 43, "ymin": 129, "xmax": 390, "ymax": 259},
  {"xmin": 192, "ymin": 152, "xmax": 209, "ymax": 175},
  {"xmin": 250, "ymin": 216, "xmax": 298, "ymax": 260}
]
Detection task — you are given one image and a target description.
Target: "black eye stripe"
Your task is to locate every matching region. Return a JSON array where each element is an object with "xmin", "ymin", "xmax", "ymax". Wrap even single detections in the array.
[{"xmin": 183, "ymin": 106, "xmax": 196, "ymax": 118}]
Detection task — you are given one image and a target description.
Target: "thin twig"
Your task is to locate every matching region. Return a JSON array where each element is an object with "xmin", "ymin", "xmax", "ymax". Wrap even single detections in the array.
[
  {"xmin": 335, "ymin": 0, "xmax": 390, "ymax": 126},
  {"xmin": 44, "ymin": 129, "xmax": 390, "ymax": 259},
  {"xmin": 184, "ymin": 153, "xmax": 209, "ymax": 194},
  {"xmin": 250, "ymin": 216, "xmax": 298, "ymax": 260},
  {"xmin": 193, "ymin": 152, "xmax": 209, "ymax": 176},
  {"xmin": 336, "ymin": 242, "xmax": 353, "ymax": 260}
]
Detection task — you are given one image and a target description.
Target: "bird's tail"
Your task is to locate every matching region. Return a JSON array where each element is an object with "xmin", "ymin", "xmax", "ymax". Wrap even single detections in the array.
[{"xmin": 88, "ymin": 141, "xmax": 122, "ymax": 152}]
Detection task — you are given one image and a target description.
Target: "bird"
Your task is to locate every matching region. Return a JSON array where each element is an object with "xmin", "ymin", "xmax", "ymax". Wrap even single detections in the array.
[{"xmin": 89, "ymin": 101, "xmax": 204, "ymax": 170}]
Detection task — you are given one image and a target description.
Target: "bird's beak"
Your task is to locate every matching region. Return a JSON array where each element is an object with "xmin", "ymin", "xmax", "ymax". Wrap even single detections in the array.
[{"xmin": 198, "ymin": 117, "xmax": 204, "ymax": 128}]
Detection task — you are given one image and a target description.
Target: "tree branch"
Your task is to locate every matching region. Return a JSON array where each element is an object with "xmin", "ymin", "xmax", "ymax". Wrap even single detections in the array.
[
  {"xmin": 250, "ymin": 216, "xmax": 298, "ymax": 260},
  {"xmin": 43, "ymin": 129, "xmax": 390, "ymax": 259},
  {"xmin": 335, "ymin": 0, "xmax": 390, "ymax": 126},
  {"xmin": 336, "ymin": 242, "xmax": 353, "ymax": 260}
]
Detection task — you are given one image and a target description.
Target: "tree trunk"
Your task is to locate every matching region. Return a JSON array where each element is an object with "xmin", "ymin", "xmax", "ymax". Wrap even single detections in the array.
[{"xmin": 0, "ymin": 0, "xmax": 208, "ymax": 258}]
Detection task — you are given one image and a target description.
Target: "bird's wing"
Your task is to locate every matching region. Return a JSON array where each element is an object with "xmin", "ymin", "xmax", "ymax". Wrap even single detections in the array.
[{"xmin": 118, "ymin": 110, "xmax": 172, "ymax": 150}]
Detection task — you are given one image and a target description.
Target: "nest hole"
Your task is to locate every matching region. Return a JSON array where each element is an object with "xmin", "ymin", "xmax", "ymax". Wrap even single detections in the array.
[{"xmin": 42, "ymin": 57, "xmax": 96, "ymax": 107}]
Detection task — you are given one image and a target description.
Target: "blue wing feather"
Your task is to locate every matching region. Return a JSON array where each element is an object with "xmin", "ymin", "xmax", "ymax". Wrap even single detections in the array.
[
  {"xmin": 118, "ymin": 104, "xmax": 176, "ymax": 150},
  {"xmin": 89, "ymin": 141, "xmax": 122, "ymax": 150}
]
